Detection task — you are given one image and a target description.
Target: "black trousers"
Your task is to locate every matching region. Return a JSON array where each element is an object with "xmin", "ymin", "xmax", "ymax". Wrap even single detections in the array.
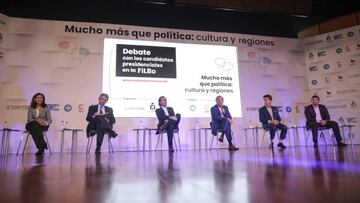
[
  {"xmin": 25, "ymin": 121, "xmax": 49, "ymax": 149},
  {"xmin": 308, "ymin": 121, "xmax": 342, "ymax": 143},
  {"xmin": 93, "ymin": 116, "xmax": 115, "ymax": 148},
  {"xmin": 263, "ymin": 123, "xmax": 287, "ymax": 140},
  {"xmin": 164, "ymin": 114, "xmax": 181, "ymax": 148}
]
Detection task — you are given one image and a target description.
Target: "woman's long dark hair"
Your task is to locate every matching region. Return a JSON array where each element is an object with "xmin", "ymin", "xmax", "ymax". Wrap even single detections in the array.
[{"xmin": 30, "ymin": 92, "xmax": 47, "ymax": 108}]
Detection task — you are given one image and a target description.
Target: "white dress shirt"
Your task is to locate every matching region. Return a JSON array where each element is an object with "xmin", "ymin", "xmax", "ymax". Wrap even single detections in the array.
[
  {"xmin": 218, "ymin": 106, "xmax": 225, "ymax": 118},
  {"xmin": 266, "ymin": 106, "xmax": 274, "ymax": 120},
  {"xmin": 313, "ymin": 105, "xmax": 322, "ymax": 122},
  {"xmin": 161, "ymin": 106, "xmax": 169, "ymax": 116},
  {"xmin": 98, "ymin": 104, "xmax": 105, "ymax": 114}
]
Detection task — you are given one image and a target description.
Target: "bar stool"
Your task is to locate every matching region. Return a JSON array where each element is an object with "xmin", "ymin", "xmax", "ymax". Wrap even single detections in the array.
[
  {"xmin": 86, "ymin": 131, "xmax": 115, "ymax": 154},
  {"xmin": 1, "ymin": 128, "xmax": 21, "ymax": 156},
  {"xmin": 261, "ymin": 129, "xmax": 280, "ymax": 148},
  {"xmin": 209, "ymin": 128, "xmax": 235, "ymax": 150},
  {"xmin": 59, "ymin": 128, "xmax": 83, "ymax": 153},
  {"xmin": 17, "ymin": 130, "xmax": 52, "ymax": 156},
  {"xmin": 305, "ymin": 127, "xmax": 336, "ymax": 146},
  {"xmin": 155, "ymin": 129, "xmax": 181, "ymax": 151}
]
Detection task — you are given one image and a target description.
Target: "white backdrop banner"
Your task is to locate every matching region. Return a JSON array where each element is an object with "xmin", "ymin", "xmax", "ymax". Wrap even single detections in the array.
[{"xmin": 0, "ymin": 14, "xmax": 310, "ymax": 152}]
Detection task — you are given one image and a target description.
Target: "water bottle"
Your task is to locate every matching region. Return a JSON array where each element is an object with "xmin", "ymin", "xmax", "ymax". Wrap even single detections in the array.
[
  {"xmin": 60, "ymin": 120, "xmax": 65, "ymax": 130},
  {"xmin": 195, "ymin": 121, "xmax": 200, "ymax": 130},
  {"xmin": 139, "ymin": 120, "xmax": 144, "ymax": 129},
  {"xmin": 248, "ymin": 120, "xmax": 253, "ymax": 128}
]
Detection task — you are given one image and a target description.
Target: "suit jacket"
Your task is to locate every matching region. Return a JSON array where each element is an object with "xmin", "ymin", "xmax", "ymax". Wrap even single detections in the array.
[
  {"xmin": 27, "ymin": 106, "xmax": 52, "ymax": 125},
  {"xmin": 304, "ymin": 104, "xmax": 330, "ymax": 128},
  {"xmin": 86, "ymin": 104, "xmax": 115, "ymax": 136},
  {"xmin": 210, "ymin": 105, "xmax": 232, "ymax": 135},
  {"xmin": 259, "ymin": 106, "xmax": 281, "ymax": 126},
  {"xmin": 155, "ymin": 107, "xmax": 175, "ymax": 130}
]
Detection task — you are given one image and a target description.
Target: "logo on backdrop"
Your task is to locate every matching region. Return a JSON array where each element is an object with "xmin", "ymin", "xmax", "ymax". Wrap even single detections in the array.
[
  {"xmin": 245, "ymin": 107, "xmax": 260, "ymax": 112},
  {"xmin": 339, "ymin": 117, "xmax": 345, "ymax": 123},
  {"xmin": 326, "ymin": 91, "xmax": 332, "ymax": 98},
  {"xmin": 324, "ymin": 77, "xmax": 330, "ymax": 84},
  {"xmin": 308, "ymin": 52, "xmax": 314, "ymax": 59},
  {"xmin": 189, "ymin": 105, "xmax": 196, "ymax": 112},
  {"xmin": 149, "ymin": 103, "xmax": 156, "ymax": 110},
  {"xmin": 214, "ymin": 58, "xmax": 234, "ymax": 73},
  {"xmin": 48, "ymin": 104, "xmax": 60, "ymax": 111},
  {"xmin": 347, "ymin": 117, "xmax": 358, "ymax": 123},
  {"xmin": 326, "ymin": 35, "xmax": 332, "ymax": 42},
  {"xmin": 337, "ymin": 61, "xmax": 343, "ymax": 68},
  {"xmin": 274, "ymin": 106, "xmax": 283, "ymax": 112},
  {"xmin": 337, "ymin": 75, "xmax": 344, "ymax": 82},
  {"xmin": 246, "ymin": 51, "xmax": 272, "ymax": 71},
  {"xmin": 323, "ymin": 64, "xmax": 330, "ymax": 70},
  {"xmin": 311, "ymin": 80, "xmax": 318, "ymax": 85},
  {"xmin": 295, "ymin": 106, "xmax": 301, "ymax": 113},
  {"xmin": 336, "ymin": 48, "xmax": 343, "ymax": 54},
  {"xmin": 350, "ymin": 59, "xmax": 356, "ymax": 65},
  {"xmin": 347, "ymin": 31, "xmax": 354, "ymax": 37},
  {"xmin": 78, "ymin": 104, "xmax": 84, "ymax": 112},
  {"xmin": 58, "ymin": 41, "xmax": 90, "ymax": 61},
  {"xmin": 345, "ymin": 45, "xmax": 351, "ymax": 52},
  {"xmin": 64, "ymin": 104, "xmax": 72, "ymax": 112},
  {"xmin": 351, "ymin": 101, "xmax": 357, "ymax": 108},
  {"xmin": 317, "ymin": 51, "xmax": 327, "ymax": 57},
  {"xmin": 357, "ymin": 44, "xmax": 360, "ymax": 50},
  {"xmin": 285, "ymin": 106, "xmax": 292, "ymax": 113},
  {"xmin": 309, "ymin": 66, "xmax": 318, "ymax": 71},
  {"xmin": 334, "ymin": 33, "xmax": 344, "ymax": 40}
]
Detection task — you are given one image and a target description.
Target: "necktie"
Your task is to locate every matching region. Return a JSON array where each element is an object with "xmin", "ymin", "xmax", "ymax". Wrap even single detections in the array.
[
  {"xmin": 221, "ymin": 106, "xmax": 225, "ymax": 116},
  {"xmin": 100, "ymin": 106, "xmax": 104, "ymax": 115}
]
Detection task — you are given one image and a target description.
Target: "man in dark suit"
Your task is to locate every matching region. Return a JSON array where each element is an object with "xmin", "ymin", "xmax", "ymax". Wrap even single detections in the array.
[
  {"xmin": 304, "ymin": 95, "xmax": 346, "ymax": 147},
  {"xmin": 86, "ymin": 93, "xmax": 117, "ymax": 154},
  {"xmin": 210, "ymin": 96, "xmax": 238, "ymax": 150},
  {"xmin": 155, "ymin": 96, "xmax": 181, "ymax": 152},
  {"xmin": 259, "ymin": 94, "xmax": 287, "ymax": 149}
]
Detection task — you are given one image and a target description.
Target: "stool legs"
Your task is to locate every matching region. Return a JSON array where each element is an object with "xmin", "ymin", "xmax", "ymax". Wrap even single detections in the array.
[
  {"xmin": 86, "ymin": 135, "xmax": 114, "ymax": 154},
  {"xmin": 155, "ymin": 133, "xmax": 163, "ymax": 151},
  {"xmin": 16, "ymin": 132, "xmax": 25, "ymax": 156},
  {"xmin": 86, "ymin": 136, "xmax": 94, "ymax": 154},
  {"xmin": 44, "ymin": 133, "xmax": 51, "ymax": 154},
  {"xmin": 22, "ymin": 133, "xmax": 30, "ymax": 155},
  {"xmin": 155, "ymin": 132, "xmax": 181, "ymax": 151}
]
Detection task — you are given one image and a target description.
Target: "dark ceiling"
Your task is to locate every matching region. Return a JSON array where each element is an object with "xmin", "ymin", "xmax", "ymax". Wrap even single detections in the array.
[{"xmin": 0, "ymin": 0, "xmax": 359, "ymax": 38}]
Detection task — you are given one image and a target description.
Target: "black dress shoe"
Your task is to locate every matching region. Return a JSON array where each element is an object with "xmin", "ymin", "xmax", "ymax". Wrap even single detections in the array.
[
  {"xmin": 43, "ymin": 143, "xmax": 48, "ymax": 150},
  {"xmin": 218, "ymin": 134, "xmax": 224, "ymax": 142},
  {"xmin": 269, "ymin": 142, "xmax": 274, "ymax": 149},
  {"xmin": 337, "ymin": 142, "xmax": 347, "ymax": 147},
  {"xmin": 112, "ymin": 133, "xmax": 118, "ymax": 138},
  {"xmin": 314, "ymin": 142, "xmax": 318, "ymax": 148},
  {"xmin": 169, "ymin": 147, "xmax": 175, "ymax": 153},
  {"xmin": 277, "ymin": 143, "xmax": 287, "ymax": 149},
  {"xmin": 95, "ymin": 147, "xmax": 101, "ymax": 155},
  {"xmin": 35, "ymin": 148, "xmax": 44, "ymax": 156},
  {"xmin": 228, "ymin": 145, "xmax": 239, "ymax": 150}
]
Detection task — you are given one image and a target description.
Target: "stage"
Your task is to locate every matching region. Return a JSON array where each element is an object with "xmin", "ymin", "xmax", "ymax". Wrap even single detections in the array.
[{"xmin": 1, "ymin": 146, "xmax": 360, "ymax": 203}]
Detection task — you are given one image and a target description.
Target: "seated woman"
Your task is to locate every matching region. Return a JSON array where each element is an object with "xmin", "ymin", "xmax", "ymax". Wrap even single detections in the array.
[
  {"xmin": 155, "ymin": 96, "xmax": 181, "ymax": 152},
  {"xmin": 26, "ymin": 92, "xmax": 52, "ymax": 156}
]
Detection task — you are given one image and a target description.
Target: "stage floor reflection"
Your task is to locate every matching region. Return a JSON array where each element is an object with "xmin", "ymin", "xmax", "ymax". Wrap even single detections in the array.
[{"xmin": 1, "ymin": 146, "xmax": 360, "ymax": 203}]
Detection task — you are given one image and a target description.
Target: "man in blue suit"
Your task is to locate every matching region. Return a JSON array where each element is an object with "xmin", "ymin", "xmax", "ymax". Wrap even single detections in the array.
[
  {"xmin": 259, "ymin": 94, "xmax": 287, "ymax": 149},
  {"xmin": 211, "ymin": 96, "xmax": 238, "ymax": 150}
]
